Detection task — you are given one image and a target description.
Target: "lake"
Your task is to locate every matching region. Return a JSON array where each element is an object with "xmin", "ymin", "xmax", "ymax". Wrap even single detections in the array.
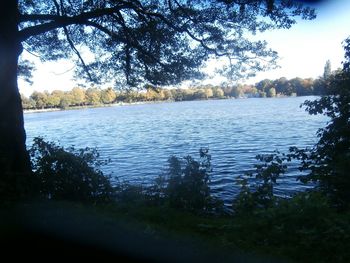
[{"xmin": 24, "ymin": 97, "xmax": 327, "ymax": 202}]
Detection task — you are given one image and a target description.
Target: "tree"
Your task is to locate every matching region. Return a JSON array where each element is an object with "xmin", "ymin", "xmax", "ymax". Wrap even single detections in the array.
[
  {"xmin": 193, "ymin": 89, "xmax": 207, "ymax": 100},
  {"xmin": 256, "ymin": 79, "xmax": 272, "ymax": 91},
  {"xmin": 292, "ymin": 38, "xmax": 350, "ymax": 210},
  {"xmin": 60, "ymin": 91, "xmax": 74, "ymax": 109},
  {"xmin": 212, "ymin": 87, "xmax": 224, "ymax": 98},
  {"xmin": 289, "ymin": 77, "xmax": 303, "ymax": 95},
  {"xmin": 30, "ymin": 91, "xmax": 48, "ymax": 109},
  {"xmin": 71, "ymin": 87, "xmax": 86, "ymax": 106},
  {"xmin": 267, "ymin": 87, "xmax": 276, "ymax": 97},
  {"xmin": 46, "ymin": 90, "xmax": 63, "ymax": 108},
  {"xmin": 144, "ymin": 86, "xmax": 160, "ymax": 101},
  {"xmin": 323, "ymin": 59, "xmax": 332, "ymax": 79},
  {"xmin": 0, "ymin": 0, "xmax": 315, "ymax": 198},
  {"xmin": 300, "ymin": 78, "xmax": 314, "ymax": 96},
  {"xmin": 20, "ymin": 93, "xmax": 36, "ymax": 109},
  {"xmin": 161, "ymin": 148, "xmax": 216, "ymax": 211},
  {"xmin": 101, "ymin": 87, "xmax": 117, "ymax": 104},
  {"xmin": 313, "ymin": 77, "xmax": 326, "ymax": 95},
  {"xmin": 51, "ymin": 90, "xmax": 65, "ymax": 106},
  {"xmin": 170, "ymin": 89, "xmax": 184, "ymax": 101},
  {"xmin": 18, "ymin": 58, "xmax": 36, "ymax": 85},
  {"xmin": 162, "ymin": 89, "xmax": 173, "ymax": 101},
  {"xmin": 182, "ymin": 89, "xmax": 195, "ymax": 100},
  {"xmin": 204, "ymin": 88, "xmax": 214, "ymax": 99},
  {"xmin": 30, "ymin": 137, "xmax": 115, "ymax": 203},
  {"xmin": 231, "ymin": 85, "xmax": 244, "ymax": 98},
  {"xmin": 274, "ymin": 77, "xmax": 288, "ymax": 94},
  {"xmin": 86, "ymin": 87, "xmax": 102, "ymax": 105}
]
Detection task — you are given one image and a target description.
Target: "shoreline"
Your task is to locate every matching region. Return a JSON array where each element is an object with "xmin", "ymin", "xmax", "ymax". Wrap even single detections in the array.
[
  {"xmin": 23, "ymin": 95, "xmax": 304, "ymax": 114},
  {"xmin": 23, "ymin": 100, "xmax": 170, "ymax": 114}
]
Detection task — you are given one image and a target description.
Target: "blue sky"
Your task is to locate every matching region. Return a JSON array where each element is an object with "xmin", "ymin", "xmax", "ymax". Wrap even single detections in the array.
[
  {"xmin": 250, "ymin": 0, "xmax": 350, "ymax": 82},
  {"xmin": 19, "ymin": 0, "xmax": 350, "ymax": 96}
]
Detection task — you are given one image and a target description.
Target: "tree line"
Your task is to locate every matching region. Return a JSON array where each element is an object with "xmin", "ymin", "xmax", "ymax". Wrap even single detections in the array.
[{"xmin": 21, "ymin": 73, "xmax": 335, "ymax": 110}]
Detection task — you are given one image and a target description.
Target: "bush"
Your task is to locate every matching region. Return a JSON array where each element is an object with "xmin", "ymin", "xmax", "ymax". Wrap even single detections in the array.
[
  {"xmin": 233, "ymin": 151, "xmax": 288, "ymax": 212},
  {"xmin": 231, "ymin": 191, "xmax": 350, "ymax": 262},
  {"xmin": 30, "ymin": 137, "xmax": 115, "ymax": 204},
  {"xmin": 156, "ymin": 148, "xmax": 223, "ymax": 212}
]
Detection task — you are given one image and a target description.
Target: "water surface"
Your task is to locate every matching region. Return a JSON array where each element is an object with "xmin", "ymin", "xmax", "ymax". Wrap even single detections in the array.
[{"xmin": 24, "ymin": 97, "xmax": 327, "ymax": 202}]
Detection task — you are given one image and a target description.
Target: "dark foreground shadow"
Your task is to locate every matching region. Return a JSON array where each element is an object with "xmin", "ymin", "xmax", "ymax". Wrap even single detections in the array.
[{"xmin": 0, "ymin": 201, "xmax": 282, "ymax": 263}]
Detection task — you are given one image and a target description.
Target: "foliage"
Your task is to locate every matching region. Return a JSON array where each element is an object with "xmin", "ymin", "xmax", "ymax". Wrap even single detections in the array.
[
  {"xmin": 29, "ymin": 137, "xmax": 115, "ymax": 204},
  {"xmin": 212, "ymin": 87, "xmax": 224, "ymax": 98},
  {"xmin": 21, "ymin": 74, "xmax": 333, "ymax": 110},
  {"xmin": 155, "ymin": 148, "xmax": 223, "ymax": 212},
  {"xmin": 114, "ymin": 183, "xmax": 149, "ymax": 206},
  {"xmin": 323, "ymin": 59, "xmax": 332, "ymax": 79},
  {"xmin": 20, "ymin": 93, "xmax": 36, "ymax": 109},
  {"xmin": 17, "ymin": 1, "xmax": 316, "ymax": 87},
  {"xmin": 234, "ymin": 40, "xmax": 350, "ymax": 212},
  {"xmin": 231, "ymin": 148, "xmax": 350, "ymax": 261},
  {"xmin": 230, "ymin": 192, "xmax": 350, "ymax": 262},
  {"xmin": 17, "ymin": 58, "xmax": 36, "ymax": 85},
  {"xmin": 288, "ymin": 38, "xmax": 350, "ymax": 210},
  {"xmin": 233, "ymin": 40, "xmax": 350, "ymax": 212},
  {"xmin": 86, "ymin": 87, "xmax": 102, "ymax": 105},
  {"xmin": 100, "ymin": 87, "xmax": 117, "ymax": 104},
  {"xmin": 233, "ymin": 151, "xmax": 288, "ymax": 212},
  {"xmin": 255, "ymin": 76, "xmax": 315, "ymax": 96},
  {"xmin": 267, "ymin": 87, "xmax": 276, "ymax": 97},
  {"xmin": 29, "ymin": 91, "xmax": 48, "ymax": 109},
  {"xmin": 71, "ymin": 87, "xmax": 86, "ymax": 106}
]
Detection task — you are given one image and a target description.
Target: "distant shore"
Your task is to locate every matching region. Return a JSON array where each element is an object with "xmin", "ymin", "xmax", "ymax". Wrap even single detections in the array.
[
  {"xmin": 22, "ymin": 94, "xmax": 302, "ymax": 114},
  {"xmin": 23, "ymin": 100, "xmax": 174, "ymax": 114}
]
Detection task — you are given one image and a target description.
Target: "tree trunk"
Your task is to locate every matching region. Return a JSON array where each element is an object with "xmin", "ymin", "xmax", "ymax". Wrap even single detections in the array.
[{"xmin": 0, "ymin": 1, "xmax": 33, "ymax": 200}]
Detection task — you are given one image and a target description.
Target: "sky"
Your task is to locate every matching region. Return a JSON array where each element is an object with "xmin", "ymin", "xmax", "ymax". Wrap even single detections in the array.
[
  {"xmin": 19, "ymin": 0, "xmax": 350, "ymax": 96},
  {"xmin": 249, "ymin": 0, "xmax": 350, "ymax": 82}
]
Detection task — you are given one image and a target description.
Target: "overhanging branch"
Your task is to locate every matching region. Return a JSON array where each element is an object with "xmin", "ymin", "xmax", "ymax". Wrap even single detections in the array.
[
  {"xmin": 18, "ymin": 3, "xmax": 133, "ymax": 41},
  {"xmin": 62, "ymin": 25, "xmax": 93, "ymax": 81}
]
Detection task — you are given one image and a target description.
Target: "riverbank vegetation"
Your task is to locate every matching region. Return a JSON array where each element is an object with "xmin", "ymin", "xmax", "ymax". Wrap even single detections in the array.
[{"xmin": 21, "ymin": 69, "xmax": 335, "ymax": 111}]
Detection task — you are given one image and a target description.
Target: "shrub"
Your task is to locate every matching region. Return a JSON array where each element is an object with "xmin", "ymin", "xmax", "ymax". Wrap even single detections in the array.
[
  {"xmin": 30, "ymin": 137, "xmax": 115, "ymax": 204},
  {"xmin": 233, "ymin": 151, "xmax": 288, "ymax": 212},
  {"xmin": 156, "ymin": 148, "xmax": 223, "ymax": 212},
  {"xmin": 232, "ymin": 191, "xmax": 350, "ymax": 262}
]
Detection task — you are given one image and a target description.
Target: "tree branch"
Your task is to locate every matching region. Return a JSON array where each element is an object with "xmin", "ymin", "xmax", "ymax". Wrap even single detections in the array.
[
  {"xmin": 19, "ymin": 14, "xmax": 61, "ymax": 22},
  {"xmin": 131, "ymin": 7, "xmax": 231, "ymax": 57},
  {"xmin": 63, "ymin": 26, "xmax": 93, "ymax": 81},
  {"xmin": 19, "ymin": 1, "xmax": 227, "ymax": 58},
  {"xmin": 18, "ymin": 4, "xmax": 132, "ymax": 41},
  {"xmin": 114, "ymin": 11, "xmax": 166, "ymax": 68}
]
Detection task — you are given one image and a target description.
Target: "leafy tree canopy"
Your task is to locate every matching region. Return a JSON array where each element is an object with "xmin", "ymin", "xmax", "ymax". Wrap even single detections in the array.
[{"xmin": 18, "ymin": 0, "xmax": 316, "ymax": 87}]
